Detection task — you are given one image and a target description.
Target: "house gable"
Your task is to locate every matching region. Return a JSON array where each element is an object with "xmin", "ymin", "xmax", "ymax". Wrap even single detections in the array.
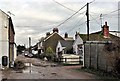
[
  {"xmin": 73, "ymin": 35, "xmax": 83, "ymax": 46},
  {"xmin": 44, "ymin": 32, "xmax": 65, "ymax": 53},
  {"xmin": 44, "ymin": 32, "xmax": 64, "ymax": 42},
  {"xmin": 56, "ymin": 41, "xmax": 63, "ymax": 52}
]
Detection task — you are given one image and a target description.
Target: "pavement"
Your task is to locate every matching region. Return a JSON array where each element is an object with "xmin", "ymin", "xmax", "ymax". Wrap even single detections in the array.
[{"xmin": 1, "ymin": 55, "xmax": 97, "ymax": 79}]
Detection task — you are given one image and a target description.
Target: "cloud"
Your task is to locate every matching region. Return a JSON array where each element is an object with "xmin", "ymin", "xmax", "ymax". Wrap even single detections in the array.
[{"xmin": 0, "ymin": 0, "xmax": 119, "ymax": 46}]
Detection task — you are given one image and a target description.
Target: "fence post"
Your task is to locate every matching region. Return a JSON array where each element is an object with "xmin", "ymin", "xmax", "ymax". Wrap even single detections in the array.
[
  {"xmin": 65, "ymin": 58, "xmax": 67, "ymax": 63},
  {"xmin": 96, "ymin": 43, "xmax": 98, "ymax": 69},
  {"xmin": 89, "ymin": 43, "xmax": 91, "ymax": 68},
  {"xmin": 79, "ymin": 56, "xmax": 81, "ymax": 65}
]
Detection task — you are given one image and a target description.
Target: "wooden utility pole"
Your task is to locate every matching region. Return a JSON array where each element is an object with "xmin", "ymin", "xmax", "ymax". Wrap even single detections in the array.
[
  {"xmin": 100, "ymin": 14, "xmax": 103, "ymax": 28},
  {"xmin": 29, "ymin": 37, "xmax": 31, "ymax": 53},
  {"xmin": 86, "ymin": 3, "xmax": 89, "ymax": 41}
]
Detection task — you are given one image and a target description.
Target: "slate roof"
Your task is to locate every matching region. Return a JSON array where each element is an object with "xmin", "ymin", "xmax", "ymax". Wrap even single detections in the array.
[
  {"xmin": 79, "ymin": 31, "xmax": 120, "ymax": 41},
  {"xmin": 59, "ymin": 40, "xmax": 74, "ymax": 51},
  {"xmin": 44, "ymin": 32, "xmax": 64, "ymax": 42},
  {"xmin": 64, "ymin": 37, "xmax": 74, "ymax": 41}
]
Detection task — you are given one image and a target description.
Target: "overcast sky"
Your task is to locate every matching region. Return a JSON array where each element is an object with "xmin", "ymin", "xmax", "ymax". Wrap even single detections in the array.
[{"xmin": 0, "ymin": 0, "xmax": 120, "ymax": 47}]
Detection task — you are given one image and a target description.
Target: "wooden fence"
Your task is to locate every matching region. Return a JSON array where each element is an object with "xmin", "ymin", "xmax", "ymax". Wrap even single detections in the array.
[{"xmin": 59, "ymin": 57, "xmax": 82, "ymax": 65}]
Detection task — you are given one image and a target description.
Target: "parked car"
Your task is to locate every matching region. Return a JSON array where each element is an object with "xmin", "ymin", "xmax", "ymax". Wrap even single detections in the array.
[
  {"xmin": 24, "ymin": 51, "xmax": 29, "ymax": 57},
  {"xmin": 27, "ymin": 53, "xmax": 33, "ymax": 58}
]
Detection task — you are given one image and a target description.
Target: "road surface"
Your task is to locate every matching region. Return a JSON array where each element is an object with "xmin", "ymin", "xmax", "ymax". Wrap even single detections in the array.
[{"xmin": 1, "ymin": 55, "xmax": 97, "ymax": 79}]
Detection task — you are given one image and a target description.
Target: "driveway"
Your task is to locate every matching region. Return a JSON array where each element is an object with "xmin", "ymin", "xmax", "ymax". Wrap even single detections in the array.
[{"xmin": 1, "ymin": 55, "xmax": 97, "ymax": 79}]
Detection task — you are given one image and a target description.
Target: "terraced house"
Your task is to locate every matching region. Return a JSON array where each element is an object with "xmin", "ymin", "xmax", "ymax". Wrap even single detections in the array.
[{"xmin": 35, "ymin": 28, "xmax": 74, "ymax": 57}]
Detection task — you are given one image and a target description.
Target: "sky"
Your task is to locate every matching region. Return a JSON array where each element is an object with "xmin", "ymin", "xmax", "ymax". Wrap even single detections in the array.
[{"xmin": 0, "ymin": 0, "xmax": 120, "ymax": 47}]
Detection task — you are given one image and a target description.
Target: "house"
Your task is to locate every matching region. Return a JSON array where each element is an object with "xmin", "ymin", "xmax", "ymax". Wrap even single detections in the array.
[
  {"xmin": 43, "ymin": 28, "xmax": 65, "ymax": 53},
  {"xmin": 73, "ymin": 32, "xmax": 84, "ymax": 55},
  {"xmin": 73, "ymin": 21, "xmax": 117, "ymax": 49},
  {"xmin": 76, "ymin": 22, "xmax": 120, "ymax": 71},
  {"xmin": 56, "ymin": 33, "xmax": 74, "ymax": 58},
  {"xmin": 35, "ymin": 28, "xmax": 74, "ymax": 58},
  {"xmin": 35, "ymin": 28, "xmax": 65, "ymax": 54},
  {"xmin": 0, "ymin": 9, "xmax": 16, "ymax": 68},
  {"xmin": 35, "ymin": 37, "xmax": 44, "ymax": 54}
]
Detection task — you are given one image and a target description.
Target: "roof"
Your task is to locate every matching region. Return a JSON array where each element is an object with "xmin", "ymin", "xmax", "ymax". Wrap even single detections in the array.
[
  {"xmin": 44, "ymin": 32, "xmax": 64, "ymax": 41},
  {"xmin": 79, "ymin": 31, "xmax": 120, "ymax": 41},
  {"xmin": 0, "ymin": 9, "xmax": 10, "ymax": 18},
  {"xmin": 64, "ymin": 37, "xmax": 74, "ymax": 41},
  {"xmin": 59, "ymin": 40, "xmax": 74, "ymax": 50}
]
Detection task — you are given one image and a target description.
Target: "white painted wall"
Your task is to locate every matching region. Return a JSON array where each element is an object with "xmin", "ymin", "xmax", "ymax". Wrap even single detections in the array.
[
  {"xmin": 73, "ymin": 34, "xmax": 84, "ymax": 66},
  {"xmin": 0, "ymin": 10, "xmax": 9, "ymax": 68},
  {"xmin": 0, "ymin": 10, "xmax": 2, "ymax": 66},
  {"xmin": 14, "ymin": 45, "xmax": 17, "ymax": 61},
  {"xmin": 73, "ymin": 35, "xmax": 83, "ymax": 54},
  {"xmin": 56, "ymin": 41, "xmax": 65, "ymax": 58}
]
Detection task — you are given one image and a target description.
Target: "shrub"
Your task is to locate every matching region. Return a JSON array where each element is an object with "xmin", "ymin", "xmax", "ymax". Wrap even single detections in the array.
[
  {"xmin": 45, "ymin": 47, "xmax": 55, "ymax": 61},
  {"xmin": 14, "ymin": 61, "xmax": 26, "ymax": 70},
  {"xmin": 114, "ymin": 58, "xmax": 120, "ymax": 74}
]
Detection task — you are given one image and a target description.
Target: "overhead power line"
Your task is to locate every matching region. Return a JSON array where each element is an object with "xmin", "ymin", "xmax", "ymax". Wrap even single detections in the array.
[
  {"xmin": 90, "ymin": 14, "xmax": 101, "ymax": 26},
  {"xmin": 53, "ymin": 0, "xmax": 77, "ymax": 12},
  {"xmin": 102, "ymin": 9, "xmax": 120, "ymax": 17},
  {"xmin": 63, "ymin": 14, "xmax": 86, "ymax": 34},
  {"xmin": 56, "ymin": 4, "xmax": 87, "ymax": 27},
  {"xmin": 88, "ymin": 8, "xmax": 120, "ymax": 24}
]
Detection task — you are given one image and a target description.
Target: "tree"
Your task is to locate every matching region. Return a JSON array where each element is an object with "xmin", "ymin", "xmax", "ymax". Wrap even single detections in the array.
[
  {"xmin": 46, "ymin": 47, "xmax": 55, "ymax": 61},
  {"xmin": 104, "ymin": 38, "xmax": 120, "ymax": 74},
  {"xmin": 17, "ymin": 45, "xmax": 26, "ymax": 54}
]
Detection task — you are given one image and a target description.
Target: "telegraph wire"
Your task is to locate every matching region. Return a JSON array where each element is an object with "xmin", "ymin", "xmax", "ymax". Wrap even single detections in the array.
[
  {"xmin": 53, "ymin": 0, "xmax": 87, "ymax": 15},
  {"xmin": 68, "ymin": 14, "xmax": 86, "ymax": 32},
  {"xmin": 62, "ymin": 21, "xmax": 87, "ymax": 35},
  {"xmin": 56, "ymin": 4, "xmax": 87, "ymax": 27},
  {"xmin": 102, "ymin": 9, "xmax": 120, "ymax": 17},
  {"xmin": 67, "ymin": 21, "xmax": 87, "ymax": 34},
  {"xmin": 52, "ymin": 0, "xmax": 77, "ymax": 12},
  {"xmin": 90, "ymin": 14, "xmax": 101, "ymax": 26}
]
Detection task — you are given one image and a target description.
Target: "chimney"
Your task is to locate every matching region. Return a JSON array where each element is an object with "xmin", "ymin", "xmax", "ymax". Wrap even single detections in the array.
[
  {"xmin": 53, "ymin": 28, "xmax": 59, "ymax": 33},
  {"xmin": 75, "ymin": 32, "xmax": 79, "ymax": 39},
  {"xmin": 102, "ymin": 22, "xmax": 110, "ymax": 38},
  {"xmin": 46, "ymin": 32, "xmax": 51, "ymax": 37},
  {"xmin": 65, "ymin": 33, "xmax": 68, "ymax": 38}
]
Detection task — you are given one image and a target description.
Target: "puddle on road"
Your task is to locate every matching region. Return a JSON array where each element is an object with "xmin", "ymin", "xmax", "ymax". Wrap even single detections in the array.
[
  {"xmin": 15, "ymin": 63, "xmax": 38, "ymax": 73},
  {"xmin": 25, "ymin": 63, "xmax": 33, "ymax": 67},
  {"xmin": 22, "ymin": 62, "xmax": 58, "ymax": 74},
  {"xmin": 22, "ymin": 68, "xmax": 38, "ymax": 73}
]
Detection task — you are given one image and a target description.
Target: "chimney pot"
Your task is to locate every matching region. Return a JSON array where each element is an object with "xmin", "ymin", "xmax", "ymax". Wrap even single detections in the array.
[
  {"xmin": 53, "ymin": 28, "xmax": 59, "ymax": 33},
  {"xmin": 105, "ymin": 22, "xmax": 107, "ymax": 26},
  {"xmin": 75, "ymin": 32, "xmax": 79, "ymax": 39},
  {"xmin": 103, "ymin": 22, "xmax": 110, "ymax": 38},
  {"xmin": 46, "ymin": 32, "xmax": 51, "ymax": 37},
  {"xmin": 65, "ymin": 33, "xmax": 68, "ymax": 38}
]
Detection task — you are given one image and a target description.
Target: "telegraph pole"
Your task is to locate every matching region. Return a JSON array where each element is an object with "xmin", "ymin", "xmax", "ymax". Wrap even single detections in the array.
[
  {"xmin": 86, "ymin": 3, "xmax": 89, "ymax": 41},
  {"xmin": 29, "ymin": 37, "xmax": 31, "ymax": 54},
  {"xmin": 100, "ymin": 14, "xmax": 103, "ymax": 28}
]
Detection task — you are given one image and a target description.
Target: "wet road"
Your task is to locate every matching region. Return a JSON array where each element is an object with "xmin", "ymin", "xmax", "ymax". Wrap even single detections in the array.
[{"xmin": 1, "ymin": 55, "xmax": 97, "ymax": 79}]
